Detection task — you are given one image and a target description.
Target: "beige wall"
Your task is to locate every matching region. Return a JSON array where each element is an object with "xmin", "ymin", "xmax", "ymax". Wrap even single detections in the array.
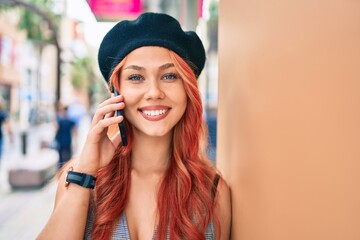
[{"xmin": 217, "ymin": 1, "xmax": 360, "ymax": 239}]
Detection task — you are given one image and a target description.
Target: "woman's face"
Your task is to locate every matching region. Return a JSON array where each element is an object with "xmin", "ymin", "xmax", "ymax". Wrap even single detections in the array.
[{"xmin": 119, "ymin": 46, "xmax": 187, "ymax": 138}]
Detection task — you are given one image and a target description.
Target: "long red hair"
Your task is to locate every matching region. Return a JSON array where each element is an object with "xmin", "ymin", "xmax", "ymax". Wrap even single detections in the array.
[{"xmin": 91, "ymin": 50, "xmax": 219, "ymax": 239}]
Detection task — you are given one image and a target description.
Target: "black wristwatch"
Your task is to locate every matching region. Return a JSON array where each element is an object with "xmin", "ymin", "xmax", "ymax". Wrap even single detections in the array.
[{"xmin": 65, "ymin": 167, "xmax": 96, "ymax": 189}]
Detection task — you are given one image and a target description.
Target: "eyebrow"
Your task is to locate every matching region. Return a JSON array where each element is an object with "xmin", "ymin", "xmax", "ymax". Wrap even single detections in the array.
[
  {"xmin": 159, "ymin": 63, "xmax": 175, "ymax": 70},
  {"xmin": 123, "ymin": 63, "xmax": 175, "ymax": 71},
  {"xmin": 123, "ymin": 65, "xmax": 143, "ymax": 71}
]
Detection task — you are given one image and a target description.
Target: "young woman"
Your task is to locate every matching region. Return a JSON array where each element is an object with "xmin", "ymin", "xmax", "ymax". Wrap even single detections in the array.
[{"xmin": 38, "ymin": 12, "xmax": 231, "ymax": 240}]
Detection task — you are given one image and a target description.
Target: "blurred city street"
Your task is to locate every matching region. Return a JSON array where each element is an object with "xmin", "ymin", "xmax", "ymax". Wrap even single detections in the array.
[{"xmin": 0, "ymin": 115, "xmax": 91, "ymax": 239}]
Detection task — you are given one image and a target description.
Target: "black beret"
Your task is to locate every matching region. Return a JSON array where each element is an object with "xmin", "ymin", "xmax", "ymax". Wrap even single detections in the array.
[{"xmin": 98, "ymin": 12, "xmax": 206, "ymax": 84}]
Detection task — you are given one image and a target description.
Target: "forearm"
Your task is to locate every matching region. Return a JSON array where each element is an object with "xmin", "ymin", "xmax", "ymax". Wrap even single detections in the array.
[
  {"xmin": 38, "ymin": 95, "xmax": 124, "ymax": 239},
  {"xmin": 37, "ymin": 169, "xmax": 93, "ymax": 239}
]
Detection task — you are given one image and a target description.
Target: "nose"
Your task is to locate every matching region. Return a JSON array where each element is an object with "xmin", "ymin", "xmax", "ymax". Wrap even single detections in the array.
[{"xmin": 144, "ymin": 80, "xmax": 165, "ymax": 100}]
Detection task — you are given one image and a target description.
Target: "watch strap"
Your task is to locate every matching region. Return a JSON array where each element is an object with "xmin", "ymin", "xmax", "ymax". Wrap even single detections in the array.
[{"xmin": 65, "ymin": 169, "xmax": 96, "ymax": 189}]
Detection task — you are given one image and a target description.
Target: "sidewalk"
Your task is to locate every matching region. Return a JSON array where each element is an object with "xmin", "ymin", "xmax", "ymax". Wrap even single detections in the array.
[
  {"xmin": 0, "ymin": 115, "xmax": 91, "ymax": 239},
  {"xmin": 0, "ymin": 122, "xmax": 58, "ymax": 239},
  {"xmin": 0, "ymin": 179, "xmax": 58, "ymax": 239}
]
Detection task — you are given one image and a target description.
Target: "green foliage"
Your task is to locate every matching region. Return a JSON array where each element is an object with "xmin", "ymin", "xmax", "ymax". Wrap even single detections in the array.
[
  {"xmin": 70, "ymin": 56, "xmax": 94, "ymax": 90},
  {"xmin": 19, "ymin": 9, "xmax": 43, "ymax": 41},
  {"xmin": 70, "ymin": 55, "xmax": 109, "ymax": 106},
  {"xmin": 21, "ymin": 0, "xmax": 61, "ymax": 43},
  {"xmin": 207, "ymin": 0, "xmax": 218, "ymax": 52},
  {"xmin": 0, "ymin": 0, "xmax": 61, "ymax": 44},
  {"xmin": 209, "ymin": 0, "xmax": 218, "ymax": 21}
]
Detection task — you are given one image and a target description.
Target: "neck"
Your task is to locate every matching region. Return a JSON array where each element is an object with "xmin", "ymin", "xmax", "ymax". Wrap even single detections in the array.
[{"xmin": 131, "ymin": 132, "xmax": 172, "ymax": 176}]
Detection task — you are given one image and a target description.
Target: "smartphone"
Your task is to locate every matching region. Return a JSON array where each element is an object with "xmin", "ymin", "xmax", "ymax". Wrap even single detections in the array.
[{"xmin": 113, "ymin": 88, "xmax": 128, "ymax": 146}]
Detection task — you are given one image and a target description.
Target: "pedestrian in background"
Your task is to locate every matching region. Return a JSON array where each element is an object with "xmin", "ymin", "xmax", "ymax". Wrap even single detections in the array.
[
  {"xmin": 38, "ymin": 12, "xmax": 231, "ymax": 240},
  {"xmin": 54, "ymin": 103, "xmax": 76, "ymax": 169},
  {"xmin": 66, "ymin": 100, "xmax": 87, "ymax": 154},
  {"xmin": 67, "ymin": 100, "xmax": 87, "ymax": 128},
  {"xmin": 0, "ymin": 98, "xmax": 13, "ymax": 164}
]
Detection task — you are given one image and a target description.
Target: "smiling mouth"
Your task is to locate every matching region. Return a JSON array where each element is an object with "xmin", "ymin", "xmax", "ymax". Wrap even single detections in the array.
[{"xmin": 142, "ymin": 109, "xmax": 169, "ymax": 117}]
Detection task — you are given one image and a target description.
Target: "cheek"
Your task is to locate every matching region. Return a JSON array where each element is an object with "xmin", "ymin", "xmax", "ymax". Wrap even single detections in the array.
[
  {"xmin": 176, "ymin": 91, "xmax": 188, "ymax": 115},
  {"xmin": 121, "ymin": 86, "xmax": 141, "ymax": 105},
  {"xmin": 170, "ymin": 82, "xmax": 187, "ymax": 103},
  {"xmin": 122, "ymin": 91, "xmax": 142, "ymax": 118}
]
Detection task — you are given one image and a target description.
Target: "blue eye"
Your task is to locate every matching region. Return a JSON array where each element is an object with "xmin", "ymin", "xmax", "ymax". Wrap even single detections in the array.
[
  {"xmin": 162, "ymin": 73, "xmax": 178, "ymax": 81},
  {"xmin": 128, "ymin": 74, "xmax": 143, "ymax": 81}
]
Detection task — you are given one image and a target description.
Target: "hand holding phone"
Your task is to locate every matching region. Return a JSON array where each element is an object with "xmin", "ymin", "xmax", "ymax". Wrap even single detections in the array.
[{"xmin": 113, "ymin": 88, "xmax": 128, "ymax": 146}]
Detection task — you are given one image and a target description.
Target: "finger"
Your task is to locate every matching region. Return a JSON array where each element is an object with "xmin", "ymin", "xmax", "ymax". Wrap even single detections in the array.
[
  {"xmin": 92, "ymin": 102, "xmax": 124, "ymax": 124},
  {"xmin": 92, "ymin": 96, "xmax": 124, "ymax": 124},
  {"xmin": 104, "ymin": 110, "xmax": 115, "ymax": 119},
  {"xmin": 97, "ymin": 94, "xmax": 124, "ymax": 109},
  {"xmin": 92, "ymin": 115, "xmax": 124, "ymax": 136},
  {"xmin": 91, "ymin": 102, "xmax": 125, "ymax": 127}
]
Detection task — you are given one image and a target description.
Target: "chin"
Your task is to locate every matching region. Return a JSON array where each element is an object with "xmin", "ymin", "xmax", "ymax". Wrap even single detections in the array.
[
  {"xmin": 133, "ymin": 124, "xmax": 174, "ymax": 138},
  {"xmin": 142, "ymin": 128, "xmax": 173, "ymax": 138},
  {"xmin": 147, "ymin": 131, "xmax": 169, "ymax": 137}
]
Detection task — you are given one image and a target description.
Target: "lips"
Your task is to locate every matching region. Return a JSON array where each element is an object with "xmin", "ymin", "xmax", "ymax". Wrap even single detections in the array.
[{"xmin": 138, "ymin": 106, "xmax": 171, "ymax": 121}]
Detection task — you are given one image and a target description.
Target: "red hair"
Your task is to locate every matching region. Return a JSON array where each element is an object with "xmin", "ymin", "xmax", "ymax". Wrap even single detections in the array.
[{"xmin": 91, "ymin": 50, "xmax": 219, "ymax": 239}]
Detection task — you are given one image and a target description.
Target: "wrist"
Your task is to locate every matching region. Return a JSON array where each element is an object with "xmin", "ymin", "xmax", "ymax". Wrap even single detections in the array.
[
  {"xmin": 73, "ymin": 165, "xmax": 98, "ymax": 176},
  {"xmin": 74, "ymin": 155, "xmax": 99, "ymax": 176},
  {"xmin": 65, "ymin": 166, "xmax": 97, "ymax": 189}
]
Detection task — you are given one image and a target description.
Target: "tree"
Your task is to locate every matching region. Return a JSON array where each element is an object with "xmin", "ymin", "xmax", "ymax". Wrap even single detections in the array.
[{"xmin": 0, "ymin": 0, "xmax": 62, "ymax": 102}]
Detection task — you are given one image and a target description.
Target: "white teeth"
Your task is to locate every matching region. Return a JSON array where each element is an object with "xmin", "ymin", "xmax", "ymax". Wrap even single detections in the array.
[{"xmin": 143, "ymin": 109, "xmax": 168, "ymax": 116}]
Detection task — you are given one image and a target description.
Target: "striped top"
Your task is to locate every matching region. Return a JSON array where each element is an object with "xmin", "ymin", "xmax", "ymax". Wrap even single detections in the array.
[
  {"xmin": 85, "ymin": 211, "xmax": 215, "ymax": 239},
  {"xmin": 85, "ymin": 174, "xmax": 220, "ymax": 239}
]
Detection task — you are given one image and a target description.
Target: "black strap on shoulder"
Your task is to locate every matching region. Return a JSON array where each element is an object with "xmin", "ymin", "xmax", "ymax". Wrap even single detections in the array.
[{"xmin": 211, "ymin": 174, "xmax": 221, "ymax": 200}]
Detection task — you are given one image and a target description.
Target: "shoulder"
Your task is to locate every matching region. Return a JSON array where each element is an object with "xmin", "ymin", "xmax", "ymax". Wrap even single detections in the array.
[{"xmin": 214, "ymin": 176, "xmax": 231, "ymax": 240}]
